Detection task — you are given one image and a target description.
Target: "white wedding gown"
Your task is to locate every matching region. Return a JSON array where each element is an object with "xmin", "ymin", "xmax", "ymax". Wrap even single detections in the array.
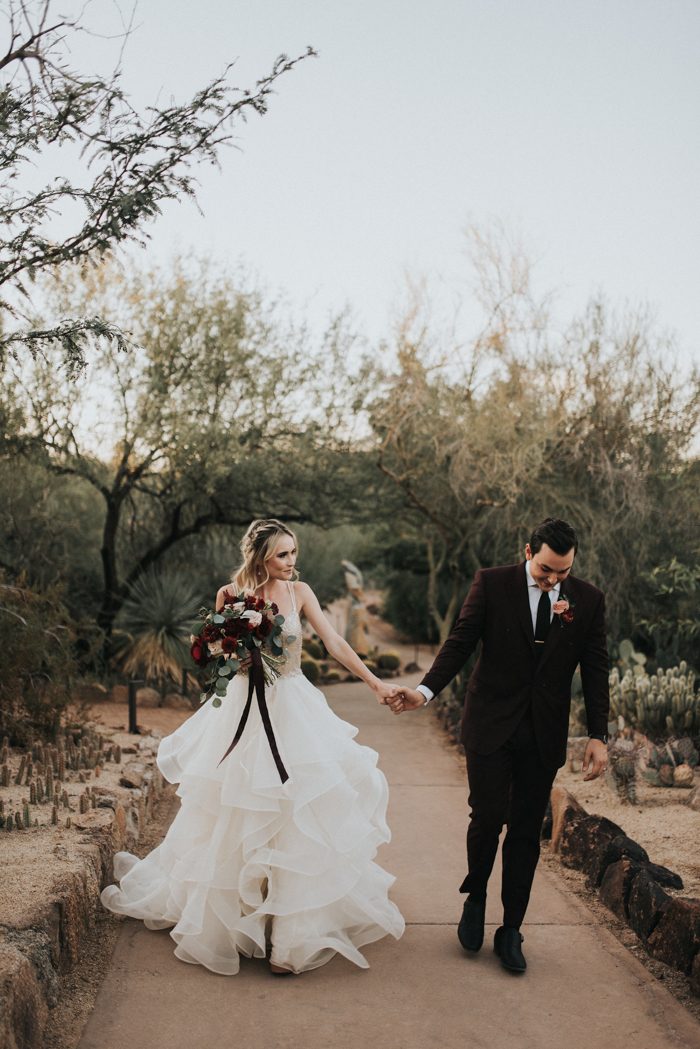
[{"xmin": 100, "ymin": 582, "xmax": 405, "ymax": 974}]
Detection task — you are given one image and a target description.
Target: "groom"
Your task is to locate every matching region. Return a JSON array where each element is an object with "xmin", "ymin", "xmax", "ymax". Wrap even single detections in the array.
[{"xmin": 389, "ymin": 518, "xmax": 609, "ymax": 973}]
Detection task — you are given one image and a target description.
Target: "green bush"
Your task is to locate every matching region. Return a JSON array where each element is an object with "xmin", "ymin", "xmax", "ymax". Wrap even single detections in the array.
[
  {"xmin": 301, "ymin": 658, "xmax": 320, "ymax": 685},
  {"xmin": 376, "ymin": 651, "xmax": 401, "ymax": 671},
  {"xmin": 323, "ymin": 669, "xmax": 342, "ymax": 683},
  {"xmin": 303, "ymin": 638, "xmax": 324, "ymax": 661},
  {"xmin": 0, "ymin": 577, "xmax": 79, "ymax": 744}
]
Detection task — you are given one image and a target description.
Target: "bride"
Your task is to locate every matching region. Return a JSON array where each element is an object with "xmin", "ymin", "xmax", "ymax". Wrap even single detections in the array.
[{"xmin": 100, "ymin": 518, "xmax": 405, "ymax": 975}]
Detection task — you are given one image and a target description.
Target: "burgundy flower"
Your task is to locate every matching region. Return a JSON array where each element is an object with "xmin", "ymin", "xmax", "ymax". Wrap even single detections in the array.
[
  {"xmin": 223, "ymin": 618, "xmax": 241, "ymax": 636},
  {"xmin": 257, "ymin": 616, "xmax": 273, "ymax": 638},
  {"xmin": 190, "ymin": 639, "xmax": 209, "ymax": 666},
  {"xmin": 221, "ymin": 636, "xmax": 238, "ymax": 654}
]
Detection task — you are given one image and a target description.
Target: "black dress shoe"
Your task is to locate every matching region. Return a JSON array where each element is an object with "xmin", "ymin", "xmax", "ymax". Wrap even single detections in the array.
[
  {"xmin": 458, "ymin": 895, "xmax": 486, "ymax": 952},
  {"xmin": 493, "ymin": 926, "xmax": 526, "ymax": 972}
]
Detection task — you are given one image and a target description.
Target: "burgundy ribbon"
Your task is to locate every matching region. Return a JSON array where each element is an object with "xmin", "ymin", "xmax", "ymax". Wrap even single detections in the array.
[{"xmin": 217, "ymin": 646, "xmax": 289, "ymax": 783}]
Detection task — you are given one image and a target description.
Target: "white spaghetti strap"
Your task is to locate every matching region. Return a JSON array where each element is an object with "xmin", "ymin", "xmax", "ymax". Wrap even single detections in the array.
[{"xmin": 287, "ymin": 579, "xmax": 296, "ymax": 613}]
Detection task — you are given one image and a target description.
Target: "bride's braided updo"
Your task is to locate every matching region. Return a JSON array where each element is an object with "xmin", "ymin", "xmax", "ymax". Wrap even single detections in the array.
[{"xmin": 232, "ymin": 518, "xmax": 299, "ymax": 593}]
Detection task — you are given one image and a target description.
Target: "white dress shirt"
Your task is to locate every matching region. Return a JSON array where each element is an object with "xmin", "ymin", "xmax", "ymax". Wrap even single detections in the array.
[{"xmin": 416, "ymin": 561, "xmax": 560, "ymax": 705}]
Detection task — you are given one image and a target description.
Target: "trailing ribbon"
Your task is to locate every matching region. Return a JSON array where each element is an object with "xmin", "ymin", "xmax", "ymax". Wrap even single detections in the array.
[{"xmin": 217, "ymin": 646, "xmax": 289, "ymax": 783}]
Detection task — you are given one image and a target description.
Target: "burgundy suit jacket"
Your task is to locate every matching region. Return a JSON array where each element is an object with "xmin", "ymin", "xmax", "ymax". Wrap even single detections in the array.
[{"xmin": 420, "ymin": 562, "xmax": 610, "ymax": 770}]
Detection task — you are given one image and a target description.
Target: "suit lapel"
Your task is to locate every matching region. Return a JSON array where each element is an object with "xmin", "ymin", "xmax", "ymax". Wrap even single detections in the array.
[
  {"xmin": 515, "ymin": 562, "xmax": 537, "ymax": 649},
  {"xmin": 538, "ymin": 580, "xmax": 569, "ymax": 668}
]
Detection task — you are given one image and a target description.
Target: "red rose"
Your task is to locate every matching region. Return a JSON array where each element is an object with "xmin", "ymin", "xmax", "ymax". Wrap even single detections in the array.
[
  {"xmin": 223, "ymin": 618, "xmax": 240, "ymax": 636},
  {"xmin": 271, "ymin": 602, "xmax": 279, "ymax": 615},
  {"xmin": 190, "ymin": 639, "xmax": 209, "ymax": 666},
  {"xmin": 255, "ymin": 597, "xmax": 266, "ymax": 611},
  {"xmin": 562, "ymin": 608, "xmax": 575, "ymax": 624},
  {"xmin": 202, "ymin": 623, "xmax": 222, "ymax": 642},
  {"xmin": 222, "ymin": 636, "xmax": 238, "ymax": 654}
]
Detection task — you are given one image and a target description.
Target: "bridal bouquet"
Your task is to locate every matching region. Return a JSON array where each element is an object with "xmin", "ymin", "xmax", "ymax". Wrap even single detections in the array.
[{"xmin": 190, "ymin": 591, "xmax": 292, "ymax": 707}]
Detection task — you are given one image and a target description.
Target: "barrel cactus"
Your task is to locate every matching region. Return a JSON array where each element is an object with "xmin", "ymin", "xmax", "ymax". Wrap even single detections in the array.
[{"xmin": 673, "ymin": 764, "xmax": 694, "ymax": 788}]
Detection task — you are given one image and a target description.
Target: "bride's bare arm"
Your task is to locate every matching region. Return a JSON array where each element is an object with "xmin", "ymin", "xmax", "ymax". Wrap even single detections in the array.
[{"xmin": 295, "ymin": 582, "xmax": 398, "ymax": 702}]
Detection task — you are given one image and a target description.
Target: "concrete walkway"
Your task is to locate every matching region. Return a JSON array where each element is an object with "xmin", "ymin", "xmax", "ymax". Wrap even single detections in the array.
[{"xmin": 78, "ymin": 682, "xmax": 700, "ymax": 1049}]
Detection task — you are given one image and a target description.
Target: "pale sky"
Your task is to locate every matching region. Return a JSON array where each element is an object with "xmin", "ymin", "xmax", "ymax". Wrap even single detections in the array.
[{"xmin": 54, "ymin": 1, "xmax": 700, "ymax": 360}]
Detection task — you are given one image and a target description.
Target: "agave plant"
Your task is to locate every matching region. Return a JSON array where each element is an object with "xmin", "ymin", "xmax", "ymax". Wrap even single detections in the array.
[{"xmin": 114, "ymin": 568, "xmax": 202, "ymax": 689}]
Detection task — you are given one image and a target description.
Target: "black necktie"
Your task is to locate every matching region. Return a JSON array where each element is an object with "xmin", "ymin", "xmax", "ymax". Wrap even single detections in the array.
[{"xmin": 534, "ymin": 589, "xmax": 551, "ymax": 646}]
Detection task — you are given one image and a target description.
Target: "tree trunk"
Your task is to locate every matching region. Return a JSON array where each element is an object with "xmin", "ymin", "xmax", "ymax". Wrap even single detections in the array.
[{"xmin": 97, "ymin": 494, "xmax": 124, "ymax": 666}]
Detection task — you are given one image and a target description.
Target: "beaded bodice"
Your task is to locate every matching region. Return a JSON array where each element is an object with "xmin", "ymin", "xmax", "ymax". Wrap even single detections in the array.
[{"xmin": 277, "ymin": 582, "xmax": 303, "ymax": 678}]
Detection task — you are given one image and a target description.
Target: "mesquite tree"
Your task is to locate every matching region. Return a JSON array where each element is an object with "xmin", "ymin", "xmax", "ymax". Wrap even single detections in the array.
[{"xmin": 0, "ymin": 0, "xmax": 314, "ymax": 374}]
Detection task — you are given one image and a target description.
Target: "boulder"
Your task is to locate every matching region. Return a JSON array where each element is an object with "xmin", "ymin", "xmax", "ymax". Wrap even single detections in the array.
[
  {"xmin": 108, "ymin": 684, "xmax": 128, "ymax": 703},
  {"xmin": 627, "ymin": 868, "xmax": 672, "ymax": 943},
  {"xmin": 560, "ymin": 812, "xmax": 625, "ymax": 880},
  {"xmin": 686, "ymin": 786, "xmax": 700, "ymax": 812},
  {"xmin": 645, "ymin": 861, "xmax": 684, "ymax": 891},
  {"xmin": 119, "ymin": 764, "xmax": 144, "ymax": 788},
  {"xmin": 162, "ymin": 692, "xmax": 191, "ymax": 710},
  {"xmin": 599, "ymin": 859, "xmax": 642, "ymax": 920},
  {"xmin": 578, "ymin": 825, "xmax": 637, "ymax": 887},
  {"xmin": 135, "ymin": 687, "xmax": 161, "ymax": 708},
  {"xmin": 690, "ymin": 951, "xmax": 700, "ymax": 997},
  {"xmin": 647, "ymin": 897, "xmax": 700, "ymax": 974},
  {"xmin": 0, "ymin": 942, "xmax": 49, "ymax": 1049},
  {"xmin": 549, "ymin": 786, "xmax": 587, "ymax": 854}
]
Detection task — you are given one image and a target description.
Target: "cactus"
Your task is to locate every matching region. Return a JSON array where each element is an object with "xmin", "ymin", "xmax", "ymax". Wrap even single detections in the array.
[
  {"xmin": 23, "ymin": 802, "xmax": 30, "ymax": 828},
  {"xmin": 609, "ymin": 663, "xmax": 699, "ymax": 737},
  {"xmin": 1, "ymin": 764, "xmax": 9, "ymax": 787},
  {"xmin": 61, "ymin": 790, "xmax": 70, "ymax": 809},
  {"xmin": 673, "ymin": 764, "xmax": 694, "ymax": 788},
  {"xmin": 14, "ymin": 811, "xmax": 22, "ymax": 830},
  {"xmin": 58, "ymin": 754, "xmax": 65, "ymax": 781},
  {"xmin": 65, "ymin": 816, "xmax": 71, "ymax": 829},
  {"xmin": 376, "ymin": 651, "xmax": 402, "ymax": 671},
  {"xmin": 14, "ymin": 754, "xmax": 27, "ymax": 785},
  {"xmin": 51, "ymin": 804, "xmax": 58, "ymax": 825},
  {"xmin": 36, "ymin": 777, "xmax": 44, "ymax": 803},
  {"xmin": 29, "ymin": 782, "xmax": 37, "ymax": 805},
  {"xmin": 79, "ymin": 793, "xmax": 89, "ymax": 814},
  {"xmin": 114, "ymin": 744, "xmax": 122, "ymax": 764}
]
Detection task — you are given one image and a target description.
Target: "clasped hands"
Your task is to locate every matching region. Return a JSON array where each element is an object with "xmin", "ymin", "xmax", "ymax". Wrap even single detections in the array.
[{"xmin": 373, "ymin": 681, "xmax": 423, "ymax": 715}]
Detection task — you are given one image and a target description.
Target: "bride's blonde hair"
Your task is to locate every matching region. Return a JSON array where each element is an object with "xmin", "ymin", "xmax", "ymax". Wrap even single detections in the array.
[{"xmin": 232, "ymin": 518, "xmax": 300, "ymax": 593}]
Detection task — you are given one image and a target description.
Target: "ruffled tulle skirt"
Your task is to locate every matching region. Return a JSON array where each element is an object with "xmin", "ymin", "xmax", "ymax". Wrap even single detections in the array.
[{"xmin": 99, "ymin": 671, "xmax": 405, "ymax": 975}]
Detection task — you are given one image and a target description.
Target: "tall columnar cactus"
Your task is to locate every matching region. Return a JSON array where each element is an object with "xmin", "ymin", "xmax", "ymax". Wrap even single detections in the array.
[
  {"xmin": 23, "ymin": 802, "xmax": 30, "ymax": 828},
  {"xmin": 609, "ymin": 662, "xmax": 699, "ymax": 736},
  {"xmin": 14, "ymin": 754, "xmax": 27, "ymax": 785},
  {"xmin": 29, "ymin": 782, "xmax": 37, "ymax": 805},
  {"xmin": 1, "ymin": 764, "xmax": 9, "ymax": 788}
]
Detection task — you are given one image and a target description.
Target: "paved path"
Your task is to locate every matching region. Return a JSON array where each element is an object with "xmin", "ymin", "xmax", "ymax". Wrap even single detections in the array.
[{"xmin": 78, "ymin": 682, "xmax": 700, "ymax": 1049}]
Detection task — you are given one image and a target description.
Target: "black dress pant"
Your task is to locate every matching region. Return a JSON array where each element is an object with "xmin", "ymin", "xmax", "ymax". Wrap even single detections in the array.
[{"xmin": 460, "ymin": 709, "xmax": 556, "ymax": 929}]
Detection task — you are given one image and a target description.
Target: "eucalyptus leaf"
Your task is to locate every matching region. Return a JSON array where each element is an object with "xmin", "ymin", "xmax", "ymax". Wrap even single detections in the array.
[
  {"xmin": 286, "ymin": 635, "xmax": 297, "ymax": 644},
  {"xmin": 274, "ymin": 615, "xmax": 285, "ymax": 625},
  {"xmin": 213, "ymin": 614, "xmax": 225, "ymax": 624},
  {"xmin": 218, "ymin": 664, "xmax": 232, "ymax": 677},
  {"xmin": 212, "ymin": 697, "xmax": 222, "ymax": 708}
]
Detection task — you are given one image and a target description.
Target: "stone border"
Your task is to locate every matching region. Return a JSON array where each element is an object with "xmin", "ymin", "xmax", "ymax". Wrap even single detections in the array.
[
  {"xmin": 0, "ymin": 734, "xmax": 166, "ymax": 1049},
  {"xmin": 546, "ymin": 786, "xmax": 700, "ymax": 996}
]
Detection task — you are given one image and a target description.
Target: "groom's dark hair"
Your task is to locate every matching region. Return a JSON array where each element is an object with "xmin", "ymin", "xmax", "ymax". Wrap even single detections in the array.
[{"xmin": 529, "ymin": 518, "xmax": 578, "ymax": 556}]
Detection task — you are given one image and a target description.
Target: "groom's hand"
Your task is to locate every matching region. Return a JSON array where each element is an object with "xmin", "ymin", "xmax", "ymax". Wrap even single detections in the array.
[
  {"xmin": 582, "ymin": 738, "xmax": 608, "ymax": 781},
  {"xmin": 387, "ymin": 686, "xmax": 426, "ymax": 715}
]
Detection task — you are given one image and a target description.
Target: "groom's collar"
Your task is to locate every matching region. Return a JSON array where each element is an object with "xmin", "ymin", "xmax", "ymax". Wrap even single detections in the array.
[{"xmin": 524, "ymin": 558, "xmax": 561, "ymax": 599}]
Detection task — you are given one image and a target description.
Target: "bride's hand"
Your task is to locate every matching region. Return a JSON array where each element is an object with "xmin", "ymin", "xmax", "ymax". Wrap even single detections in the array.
[{"xmin": 372, "ymin": 680, "xmax": 400, "ymax": 705}]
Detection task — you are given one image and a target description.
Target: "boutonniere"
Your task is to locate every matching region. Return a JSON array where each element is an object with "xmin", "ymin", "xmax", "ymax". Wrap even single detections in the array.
[{"xmin": 552, "ymin": 597, "xmax": 575, "ymax": 625}]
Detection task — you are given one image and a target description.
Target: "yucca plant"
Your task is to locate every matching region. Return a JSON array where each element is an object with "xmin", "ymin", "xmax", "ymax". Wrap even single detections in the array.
[{"xmin": 114, "ymin": 568, "xmax": 201, "ymax": 693}]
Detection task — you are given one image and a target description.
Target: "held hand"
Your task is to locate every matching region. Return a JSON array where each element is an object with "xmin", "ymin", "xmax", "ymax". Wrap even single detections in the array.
[
  {"xmin": 373, "ymin": 680, "xmax": 400, "ymax": 706},
  {"xmin": 387, "ymin": 686, "xmax": 426, "ymax": 715},
  {"xmin": 582, "ymin": 738, "xmax": 608, "ymax": 781}
]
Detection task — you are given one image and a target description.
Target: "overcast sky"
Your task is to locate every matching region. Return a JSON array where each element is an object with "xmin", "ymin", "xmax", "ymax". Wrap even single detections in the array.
[{"xmin": 61, "ymin": 1, "xmax": 700, "ymax": 361}]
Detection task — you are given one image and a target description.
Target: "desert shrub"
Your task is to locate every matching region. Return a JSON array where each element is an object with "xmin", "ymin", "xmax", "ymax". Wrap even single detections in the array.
[
  {"xmin": 302, "ymin": 638, "xmax": 324, "ymax": 660},
  {"xmin": 0, "ymin": 577, "xmax": 79, "ymax": 744},
  {"xmin": 376, "ymin": 651, "xmax": 401, "ymax": 671},
  {"xmin": 323, "ymin": 669, "xmax": 342, "ymax": 683},
  {"xmin": 301, "ymin": 658, "xmax": 320, "ymax": 685}
]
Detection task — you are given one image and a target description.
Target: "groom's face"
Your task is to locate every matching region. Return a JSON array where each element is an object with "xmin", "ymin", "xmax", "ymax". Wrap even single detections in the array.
[{"xmin": 525, "ymin": 542, "xmax": 575, "ymax": 591}]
